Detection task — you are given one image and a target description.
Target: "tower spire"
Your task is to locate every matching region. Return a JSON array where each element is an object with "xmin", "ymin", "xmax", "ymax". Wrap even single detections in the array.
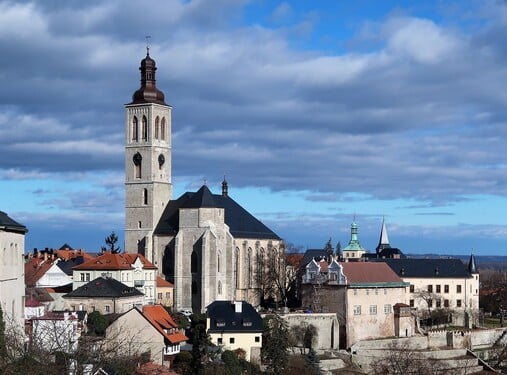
[
  {"xmin": 130, "ymin": 45, "xmax": 167, "ymax": 105},
  {"xmin": 468, "ymin": 253, "xmax": 478, "ymax": 274},
  {"xmin": 222, "ymin": 174, "xmax": 228, "ymax": 197},
  {"xmin": 376, "ymin": 217, "xmax": 390, "ymax": 255}
]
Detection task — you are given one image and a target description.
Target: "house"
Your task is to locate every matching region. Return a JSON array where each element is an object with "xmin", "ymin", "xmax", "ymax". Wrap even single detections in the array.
[
  {"xmin": 156, "ymin": 277, "xmax": 174, "ymax": 307},
  {"xmin": 0, "ymin": 210, "xmax": 27, "ymax": 329},
  {"xmin": 63, "ymin": 276, "xmax": 144, "ymax": 314},
  {"xmin": 25, "ymin": 247, "xmax": 93, "ymax": 288},
  {"xmin": 301, "ymin": 259, "xmax": 410, "ymax": 348},
  {"xmin": 374, "ymin": 256, "xmax": 480, "ymax": 326},
  {"xmin": 206, "ymin": 300, "xmax": 263, "ymax": 362},
  {"xmin": 105, "ymin": 305, "xmax": 187, "ymax": 367},
  {"xmin": 29, "ymin": 311, "xmax": 85, "ymax": 354},
  {"xmin": 72, "ymin": 251, "xmax": 158, "ymax": 304},
  {"xmin": 123, "ymin": 51, "xmax": 285, "ymax": 313}
]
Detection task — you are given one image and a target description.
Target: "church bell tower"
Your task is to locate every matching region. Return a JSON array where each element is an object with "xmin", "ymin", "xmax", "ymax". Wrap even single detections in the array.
[{"xmin": 125, "ymin": 47, "xmax": 172, "ymax": 264}]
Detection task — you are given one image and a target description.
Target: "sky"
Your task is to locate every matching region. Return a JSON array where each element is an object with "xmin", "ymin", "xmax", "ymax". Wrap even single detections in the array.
[{"xmin": 2, "ymin": 0, "xmax": 507, "ymax": 256}]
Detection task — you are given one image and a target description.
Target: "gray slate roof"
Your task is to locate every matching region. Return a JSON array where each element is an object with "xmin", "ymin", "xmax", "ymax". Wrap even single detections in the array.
[
  {"xmin": 155, "ymin": 185, "xmax": 280, "ymax": 240},
  {"xmin": 207, "ymin": 300, "xmax": 263, "ymax": 333},
  {"xmin": 0, "ymin": 211, "xmax": 27, "ymax": 234},
  {"xmin": 374, "ymin": 258, "xmax": 472, "ymax": 278},
  {"xmin": 63, "ymin": 277, "xmax": 144, "ymax": 298}
]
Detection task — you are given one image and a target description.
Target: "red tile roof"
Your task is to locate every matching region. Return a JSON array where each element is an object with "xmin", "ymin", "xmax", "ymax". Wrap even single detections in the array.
[
  {"xmin": 55, "ymin": 249, "xmax": 94, "ymax": 262},
  {"xmin": 156, "ymin": 276, "xmax": 174, "ymax": 288},
  {"xmin": 142, "ymin": 305, "xmax": 188, "ymax": 344},
  {"xmin": 73, "ymin": 252, "xmax": 157, "ymax": 271},
  {"xmin": 25, "ymin": 258, "xmax": 53, "ymax": 286},
  {"xmin": 341, "ymin": 262, "xmax": 403, "ymax": 284}
]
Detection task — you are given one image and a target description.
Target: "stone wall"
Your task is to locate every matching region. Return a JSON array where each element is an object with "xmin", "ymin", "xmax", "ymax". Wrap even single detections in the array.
[{"xmin": 280, "ymin": 313, "xmax": 339, "ymax": 350}]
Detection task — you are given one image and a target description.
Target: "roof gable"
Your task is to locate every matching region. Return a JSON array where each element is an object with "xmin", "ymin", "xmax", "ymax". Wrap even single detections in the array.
[
  {"xmin": 141, "ymin": 305, "xmax": 188, "ymax": 344},
  {"xmin": 155, "ymin": 187, "xmax": 280, "ymax": 240},
  {"xmin": 0, "ymin": 210, "xmax": 27, "ymax": 234},
  {"xmin": 341, "ymin": 262, "xmax": 404, "ymax": 285},
  {"xmin": 376, "ymin": 258, "xmax": 471, "ymax": 278},
  {"xmin": 72, "ymin": 252, "xmax": 157, "ymax": 271},
  {"xmin": 63, "ymin": 277, "xmax": 144, "ymax": 298},
  {"xmin": 207, "ymin": 300, "xmax": 262, "ymax": 333}
]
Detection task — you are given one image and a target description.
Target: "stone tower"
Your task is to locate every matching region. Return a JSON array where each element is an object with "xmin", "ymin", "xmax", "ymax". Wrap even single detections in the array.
[{"xmin": 125, "ymin": 48, "xmax": 172, "ymax": 266}]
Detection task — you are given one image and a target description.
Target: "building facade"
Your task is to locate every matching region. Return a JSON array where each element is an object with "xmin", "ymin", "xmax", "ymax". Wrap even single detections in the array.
[
  {"xmin": 0, "ymin": 211, "xmax": 27, "ymax": 329},
  {"xmin": 124, "ymin": 51, "xmax": 284, "ymax": 313}
]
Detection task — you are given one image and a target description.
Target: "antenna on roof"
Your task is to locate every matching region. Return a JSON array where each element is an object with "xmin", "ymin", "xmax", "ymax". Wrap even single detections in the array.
[{"xmin": 145, "ymin": 35, "xmax": 151, "ymax": 55}]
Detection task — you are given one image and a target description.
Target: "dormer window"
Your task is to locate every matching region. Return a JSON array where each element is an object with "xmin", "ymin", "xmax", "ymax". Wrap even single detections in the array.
[{"xmin": 216, "ymin": 320, "xmax": 226, "ymax": 327}]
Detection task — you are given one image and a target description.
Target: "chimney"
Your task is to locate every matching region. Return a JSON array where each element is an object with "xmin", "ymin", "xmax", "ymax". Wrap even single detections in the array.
[{"xmin": 233, "ymin": 300, "xmax": 242, "ymax": 313}]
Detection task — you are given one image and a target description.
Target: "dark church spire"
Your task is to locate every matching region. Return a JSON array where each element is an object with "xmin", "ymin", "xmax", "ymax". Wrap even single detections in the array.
[
  {"xmin": 130, "ymin": 46, "xmax": 167, "ymax": 105},
  {"xmin": 222, "ymin": 175, "xmax": 228, "ymax": 197},
  {"xmin": 376, "ymin": 217, "xmax": 391, "ymax": 255}
]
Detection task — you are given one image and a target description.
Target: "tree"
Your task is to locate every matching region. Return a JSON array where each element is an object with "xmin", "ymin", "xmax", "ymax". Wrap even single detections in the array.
[
  {"xmin": 102, "ymin": 231, "xmax": 120, "ymax": 253},
  {"xmin": 189, "ymin": 313, "xmax": 214, "ymax": 374},
  {"xmin": 371, "ymin": 343, "xmax": 444, "ymax": 374},
  {"xmin": 324, "ymin": 238, "xmax": 333, "ymax": 261},
  {"xmin": 87, "ymin": 311, "xmax": 108, "ymax": 336},
  {"xmin": 335, "ymin": 241, "xmax": 341, "ymax": 260},
  {"xmin": 262, "ymin": 313, "xmax": 289, "ymax": 374}
]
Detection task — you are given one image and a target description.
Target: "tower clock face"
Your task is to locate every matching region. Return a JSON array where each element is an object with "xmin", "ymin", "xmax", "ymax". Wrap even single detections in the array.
[
  {"xmin": 133, "ymin": 152, "xmax": 142, "ymax": 165},
  {"xmin": 158, "ymin": 154, "xmax": 165, "ymax": 166}
]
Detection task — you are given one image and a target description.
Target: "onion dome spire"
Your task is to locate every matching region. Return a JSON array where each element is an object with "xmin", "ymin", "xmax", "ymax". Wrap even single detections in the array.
[{"xmin": 130, "ymin": 45, "xmax": 167, "ymax": 105}]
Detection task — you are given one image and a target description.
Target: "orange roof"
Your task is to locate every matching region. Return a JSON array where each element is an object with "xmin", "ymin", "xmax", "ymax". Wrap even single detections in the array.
[
  {"xmin": 25, "ymin": 258, "xmax": 53, "ymax": 286},
  {"xmin": 142, "ymin": 305, "xmax": 188, "ymax": 344},
  {"xmin": 156, "ymin": 276, "xmax": 174, "ymax": 288},
  {"xmin": 73, "ymin": 252, "xmax": 157, "ymax": 271},
  {"xmin": 55, "ymin": 249, "xmax": 94, "ymax": 262},
  {"xmin": 341, "ymin": 262, "xmax": 403, "ymax": 284},
  {"xmin": 286, "ymin": 253, "xmax": 304, "ymax": 269}
]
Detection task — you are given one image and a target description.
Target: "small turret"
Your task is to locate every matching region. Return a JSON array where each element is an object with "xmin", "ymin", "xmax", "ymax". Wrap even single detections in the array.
[
  {"xmin": 468, "ymin": 253, "xmax": 478, "ymax": 274},
  {"xmin": 222, "ymin": 175, "xmax": 228, "ymax": 197}
]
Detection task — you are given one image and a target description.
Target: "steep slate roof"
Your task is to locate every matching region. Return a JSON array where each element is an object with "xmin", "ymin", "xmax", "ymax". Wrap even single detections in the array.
[
  {"xmin": 0, "ymin": 211, "xmax": 27, "ymax": 234},
  {"xmin": 377, "ymin": 247, "xmax": 406, "ymax": 259},
  {"xmin": 207, "ymin": 300, "xmax": 263, "ymax": 333},
  {"xmin": 155, "ymin": 185, "xmax": 280, "ymax": 240},
  {"xmin": 375, "ymin": 258, "xmax": 472, "ymax": 278},
  {"xmin": 300, "ymin": 249, "xmax": 328, "ymax": 270},
  {"xmin": 63, "ymin": 277, "xmax": 144, "ymax": 298},
  {"xmin": 141, "ymin": 305, "xmax": 187, "ymax": 344},
  {"xmin": 73, "ymin": 251, "xmax": 157, "ymax": 271},
  {"xmin": 341, "ymin": 262, "xmax": 407, "ymax": 287}
]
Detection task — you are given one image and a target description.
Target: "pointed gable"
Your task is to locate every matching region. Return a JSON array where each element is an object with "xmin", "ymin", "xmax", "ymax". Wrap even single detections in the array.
[
  {"xmin": 141, "ymin": 305, "xmax": 187, "ymax": 344},
  {"xmin": 72, "ymin": 252, "xmax": 157, "ymax": 271}
]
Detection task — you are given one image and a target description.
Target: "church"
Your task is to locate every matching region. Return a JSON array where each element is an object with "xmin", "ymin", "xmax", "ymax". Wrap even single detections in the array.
[{"xmin": 124, "ymin": 49, "xmax": 285, "ymax": 313}]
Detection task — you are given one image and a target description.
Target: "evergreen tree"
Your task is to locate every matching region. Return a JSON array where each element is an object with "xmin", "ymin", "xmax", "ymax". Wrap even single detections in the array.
[
  {"xmin": 102, "ymin": 231, "xmax": 120, "ymax": 253},
  {"xmin": 189, "ymin": 313, "xmax": 213, "ymax": 374},
  {"xmin": 324, "ymin": 238, "xmax": 333, "ymax": 261},
  {"xmin": 262, "ymin": 313, "xmax": 289, "ymax": 375},
  {"xmin": 305, "ymin": 348, "xmax": 322, "ymax": 375},
  {"xmin": 335, "ymin": 241, "xmax": 342, "ymax": 260}
]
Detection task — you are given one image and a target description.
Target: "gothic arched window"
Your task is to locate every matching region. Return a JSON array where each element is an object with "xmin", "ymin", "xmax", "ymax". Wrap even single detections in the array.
[
  {"xmin": 133, "ymin": 152, "xmax": 142, "ymax": 179},
  {"xmin": 155, "ymin": 116, "xmax": 160, "ymax": 139},
  {"xmin": 143, "ymin": 188, "xmax": 148, "ymax": 205},
  {"xmin": 142, "ymin": 116, "xmax": 148, "ymax": 141},
  {"xmin": 218, "ymin": 281, "xmax": 222, "ymax": 295},
  {"xmin": 217, "ymin": 251, "xmax": 221, "ymax": 273},
  {"xmin": 161, "ymin": 117, "xmax": 166, "ymax": 140},
  {"xmin": 235, "ymin": 248, "xmax": 240, "ymax": 289},
  {"xmin": 132, "ymin": 116, "xmax": 139, "ymax": 141},
  {"xmin": 247, "ymin": 248, "xmax": 252, "ymax": 288}
]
